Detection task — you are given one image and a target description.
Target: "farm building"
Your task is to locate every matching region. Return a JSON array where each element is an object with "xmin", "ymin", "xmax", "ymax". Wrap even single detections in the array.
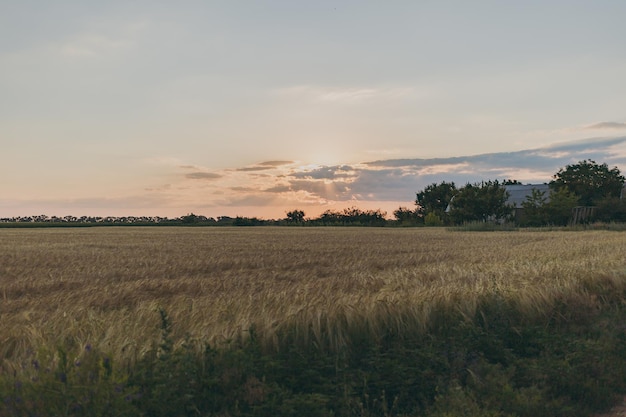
[
  {"xmin": 504, "ymin": 184, "xmax": 550, "ymax": 221},
  {"xmin": 504, "ymin": 183, "xmax": 551, "ymax": 207},
  {"xmin": 505, "ymin": 184, "xmax": 551, "ymax": 222}
]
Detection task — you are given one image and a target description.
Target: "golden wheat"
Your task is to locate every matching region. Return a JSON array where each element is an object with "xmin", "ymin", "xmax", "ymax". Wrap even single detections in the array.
[{"xmin": 1, "ymin": 227, "xmax": 625, "ymax": 370}]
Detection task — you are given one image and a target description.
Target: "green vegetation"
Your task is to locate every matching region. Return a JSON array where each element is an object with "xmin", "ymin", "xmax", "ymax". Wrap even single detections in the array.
[
  {"xmin": 551, "ymin": 159, "xmax": 625, "ymax": 206},
  {"xmin": 5, "ymin": 293, "xmax": 625, "ymax": 416},
  {"xmin": 413, "ymin": 160, "xmax": 626, "ymax": 227},
  {"xmin": 447, "ymin": 180, "xmax": 511, "ymax": 224},
  {"xmin": 519, "ymin": 188, "xmax": 580, "ymax": 227},
  {"xmin": 416, "ymin": 181, "xmax": 457, "ymax": 224}
]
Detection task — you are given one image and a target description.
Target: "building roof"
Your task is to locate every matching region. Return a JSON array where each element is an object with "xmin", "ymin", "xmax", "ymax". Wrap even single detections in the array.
[{"xmin": 505, "ymin": 184, "xmax": 551, "ymax": 207}]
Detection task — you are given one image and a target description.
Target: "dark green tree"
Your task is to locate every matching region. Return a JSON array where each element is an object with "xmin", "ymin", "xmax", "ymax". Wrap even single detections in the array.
[
  {"xmin": 415, "ymin": 182, "xmax": 457, "ymax": 220},
  {"xmin": 233, "ymin": 216, "xmax": 266, "ymax": 226},
  {"xmin": 393, "ymin": 206, "xmax": 421, "ymax": 225},
  {"xmin": 285, "ymin": 209, "xmax": 305, "ymax": 224},
  {"xmin": 313, "ymin": 207, "xmax": 386, "ymax": 226},
  {"xmin": 544, "ymin": 188, "xmax": 579, "ymax": 226},
  {"xmin": 591, "ymin": 196, "xmax": 626, "ymax": 223},
  {"xmin": 520, "ymin": 188, "xmax": 549, "ymax": 226},
  {"xmin": 448, "ymin": 180, "xmax": 511, "ymax": 224},
  {"xmin": 518, "ymin": 188, "xmax": 580, "ymax": 226},
  {"xmin": 181, "ymin": 213, "xmax": 199, "ymax": 224},
  {"xmin": 317, "ymin": 210, "xmax": 341, "ymax": 225},
  {"xmin": 550, "ymin": 160, "xmax": 625, "ymax": 206},
  {"xmin": 340, "ymin": 207, "xmax": 387, "ymax": 226}
]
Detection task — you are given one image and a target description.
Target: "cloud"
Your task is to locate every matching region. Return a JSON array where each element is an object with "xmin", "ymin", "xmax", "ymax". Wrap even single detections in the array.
[
  {"xmin": 284, "ymin": 180, "xmax": 353, "ymax": 200},
  {"xmin": 584, "ymin": 122, "xmax": 626, "ymax": 130},
  {"xmin": 289, "ymin": 165, "xmax": 356, "ymax": 180},
  {"xmin": 185, "ymin": 172, "xmax": 222, "ymax": 180},
  {"xmin": 319, "ymin": 88, "xmax": 380, "ymax": 102},
  {"xmin": 235, "ymin": 161, "xmax": 294, "ymax": 172},
  {"xmin": 236, "ymin": 166, "xmax": 275, "ymax": 172},
  {"xmin": 366, "ymin": 137, "xmax": 626, "ymax": 171},
  {"xmin": 258, "ymin": 160, "xmax": 293, "ymax": 166},
  {"xmin": 542, "ymin": 136, "xmax": 626, "ymax": 155},
  {"xmin": 276, "ymin": 85, "xmax": 414, "ymax": 103},
  {"xmin": 144, "ymin": 184, "xmax": 171, "ymax": 192},
  {"xmin": 268, "ymin": 136, "xmax": 626, "ymax": 203},
  {"xmin": 264, "ymin": 185, "xmax": 292, "ymax": 193},
  {"xmin": 230, "ymin": 186, "xmax": 257, "ymax": 192}
]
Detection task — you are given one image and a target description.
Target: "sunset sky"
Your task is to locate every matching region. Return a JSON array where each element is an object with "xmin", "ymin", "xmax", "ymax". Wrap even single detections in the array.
[{"xmin": 2, "ymin": 1, "xmax": 626, "ymax": 219}]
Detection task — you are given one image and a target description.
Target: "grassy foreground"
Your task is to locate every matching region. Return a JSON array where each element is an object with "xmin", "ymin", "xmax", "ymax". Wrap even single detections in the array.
[{"xmin": 1, "ymin": 227, "xmax": 625, "ymax": 416}]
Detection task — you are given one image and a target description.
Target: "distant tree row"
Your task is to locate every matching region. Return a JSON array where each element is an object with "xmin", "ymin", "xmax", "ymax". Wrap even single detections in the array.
[
  {"xmin": 0, "ymin": 215, "xmax": 173, "ymax": 224},
  {"xmin": 311, "ymin": 207, "xmax": 387, "ymax": 226},
  {"xmin": 1, "ymin": 207, "xmax": 387, "ymax": 227},
  {"xmin": 178, "ymin": 207, "xmax": 387, "ymax": 227}
]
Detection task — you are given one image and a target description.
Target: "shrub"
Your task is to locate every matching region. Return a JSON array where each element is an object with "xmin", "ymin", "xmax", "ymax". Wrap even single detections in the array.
[{"xmin": 424, "ymin": 212, "xmax": 444, "ymax": 227}]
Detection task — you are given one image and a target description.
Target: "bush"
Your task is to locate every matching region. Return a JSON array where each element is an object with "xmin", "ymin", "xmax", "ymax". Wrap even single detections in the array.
[
  {"xmin": 424, "ymin": 212, "xmax": 444, "ymax": 227},
  {"xmin": 0, "ymin": 345, "xmax": 138, "ymax": 417}
]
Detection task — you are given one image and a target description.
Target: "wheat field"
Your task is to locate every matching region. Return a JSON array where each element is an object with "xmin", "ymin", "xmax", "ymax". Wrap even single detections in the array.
[{"xmin": 2, "ymin": 227, "xmax": 626, "ymax": 371}]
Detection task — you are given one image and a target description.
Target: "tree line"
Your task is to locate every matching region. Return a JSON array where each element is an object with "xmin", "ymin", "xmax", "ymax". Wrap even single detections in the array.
[
  {"xmin": 0, "ymin": 208, "xmax": 387, "ymax": 227},
  {"xmin": 2, "ymin": 160, "xmax": 625, "ymax": 228},
  {"xmin": 400, "ymin": 159, "xmax": 626, "ymax": 226}
]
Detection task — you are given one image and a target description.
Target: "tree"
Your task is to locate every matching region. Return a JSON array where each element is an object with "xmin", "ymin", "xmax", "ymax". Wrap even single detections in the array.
[
  {"xmin": 233, "ymin": 216, "xmax": 266, "ymax": 226},
  {"xmin": 448, "ymin": 180, "xmax": 511, "ymax": 224},
  {"xmin": 550, "ymin": 160, "xmax": 625, "ymax": 206},
  {"xmin": 518, "ymin": 188, "xmax": 579, "ymax": 226},
  {"xmin": 340, "ymin": 207, "xmax": 387, "ymax": 226},
  {"xmin": 544, "ymin": 188, "xmax": 579, "ymax": 226},
  {"xmin": 181, "ymin": 213, "xmax": 199, "ymax": 224},
  {"xmin": 594, "ymin": 196, "xmax": 626, "ymax": 223},
  {"xmin": 519, "ymin": 188, "xmax": 549, "ymax": 226},
  {"xmin": 313, "ymin": 207, "xmax": 387, "ymax": 226},
  {"xmin": 393, "ymin": 206, "xmax": 420, "ymax": 225},
  {"xmin": 285, "ymin": 209, "xmax": 305, "ymax": 224},
  {"xmin": 415, "ymin": 182, "xmax": 457, "ymax": 221}
]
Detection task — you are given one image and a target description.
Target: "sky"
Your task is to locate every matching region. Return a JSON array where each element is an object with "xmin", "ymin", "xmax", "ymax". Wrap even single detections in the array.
[{"xmin": 2, "ymin": 1, "xmax": 626, "ymax": 219}]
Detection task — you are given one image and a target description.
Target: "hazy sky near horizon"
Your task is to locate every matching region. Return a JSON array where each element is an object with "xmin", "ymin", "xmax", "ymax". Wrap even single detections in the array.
[{"xmin": 2, "ymin": 1, "xmax": 626, "ymax": 218}]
